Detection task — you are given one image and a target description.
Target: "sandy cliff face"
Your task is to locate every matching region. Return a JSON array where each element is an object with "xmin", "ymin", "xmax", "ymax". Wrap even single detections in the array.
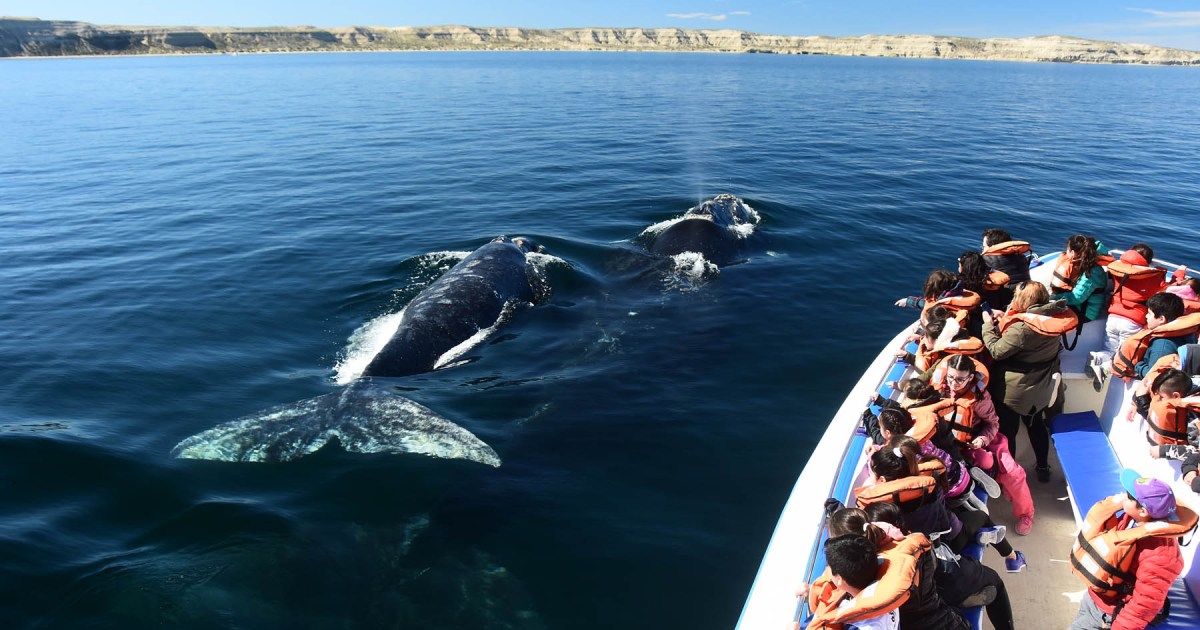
[{"xmin": 2, "ymin": 18, "xmax": 1197, "ymax": 65}]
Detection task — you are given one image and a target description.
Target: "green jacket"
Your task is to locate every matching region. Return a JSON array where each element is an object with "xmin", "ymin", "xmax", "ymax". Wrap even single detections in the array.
[
  {"xmin": 1050, "ymin": 242, "xmax": 1111, "ymax": 322},
  {"xmin": 984, "ymin": 300, "xmax": 1067, "ymax": 415}
]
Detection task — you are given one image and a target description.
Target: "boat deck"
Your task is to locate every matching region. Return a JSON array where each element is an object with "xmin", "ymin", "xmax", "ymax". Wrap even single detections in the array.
[{"xmin": 979, "ymin": 425, "xmax": 1079, "ymax": 629}]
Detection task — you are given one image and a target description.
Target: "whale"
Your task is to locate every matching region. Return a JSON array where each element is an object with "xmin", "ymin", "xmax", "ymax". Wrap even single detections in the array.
[
  {"xmin": 171, "ymin": 236, "xmax": 551, "ymax": 467},
  {"xmin": 643, "ymin": 194, "xmax": 759, "ymax": 266},
  {"xmin": 363, "ymin": 236, "xmax": 549, "ymax": 377}
]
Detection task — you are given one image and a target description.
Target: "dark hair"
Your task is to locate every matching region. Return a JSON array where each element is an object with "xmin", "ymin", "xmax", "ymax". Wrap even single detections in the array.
[
  {"xmin": 926, "ymin": 305, "xmax": 953, "ymax": 323},
  {"xmin": 945, "ymin": 354, "xmax": 976, "ymax": 373},
  {"xmin": 1153, "ymin": 368, "xmax": 1193, "ymax": 398},
  {"xmin": 1065, "ymin": 234, "xmax": 1099, "ymax": 283},
  {"xmin": 957, "ymin": 251, "xmax": 989, "ymax": 293},
  {"xmin": 824, "ymin": 535, "xmax": 879, "ymax": 591},
  {"xmin": 864, "ymin": 501, "xmax": 905, "ymax": 532},
  {"xmin": 1147, "ymin": 292, "xmax": 1185, "ymax": 322},
  {"xmin": 902, "ymin": 378, "xmax": 938, "ymax": 405},
  {"xmin": 1131, "ymin": 243, "xmax": 1155, "ymax": 263},
  {"xmin": 982, "ymin": 228, "xmax": 1013, "ymax": 248},
  {"xmin": 871, "ymin": 436, "xmax": 919, "ymax": 481},
  {"xmin": 879, "ymin": 408, "xmax": 915, "ymax": 436},
  {"xmin": 923, "ymin": 269, "xmax": 957, "ymax": 302},
  {"xmin": 828, "ymin": 507, "xmax": 888, "ymax": 548},
  {"xmin": 924, "ymin": 317, "xmax": 947, "ymax": 341}
]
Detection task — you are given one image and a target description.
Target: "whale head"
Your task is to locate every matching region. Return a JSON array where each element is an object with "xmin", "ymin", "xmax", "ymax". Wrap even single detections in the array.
[
  {"xmin": 511, "ymin": 236, "xmax": 544, "ymax": 254},
  {"xmin": 685, "ymin": 194, "xmax": 757, "ymax": 230}
]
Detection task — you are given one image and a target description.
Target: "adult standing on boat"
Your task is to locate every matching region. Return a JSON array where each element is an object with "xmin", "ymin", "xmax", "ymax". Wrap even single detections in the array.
[{"xmin": 982, "ymin": 282, "xmax": 1073, "ymax": 490}]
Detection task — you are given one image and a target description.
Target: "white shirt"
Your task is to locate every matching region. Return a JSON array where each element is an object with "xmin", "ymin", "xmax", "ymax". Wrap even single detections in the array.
[{"xmin": 837, "ymin": 581, "xmax": 901, "ymax": 630}]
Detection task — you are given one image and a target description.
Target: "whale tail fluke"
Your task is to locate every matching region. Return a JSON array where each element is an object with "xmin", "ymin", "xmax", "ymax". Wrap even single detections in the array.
[{"xmin": 171, "ymin": 381, "xmax": 501, "ymax": 467}]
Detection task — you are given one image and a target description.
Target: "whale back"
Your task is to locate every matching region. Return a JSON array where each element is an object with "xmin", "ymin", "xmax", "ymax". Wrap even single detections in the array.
[{"xmin": 362, "ymin": 240, "xmax": 535, "ymax": 377}]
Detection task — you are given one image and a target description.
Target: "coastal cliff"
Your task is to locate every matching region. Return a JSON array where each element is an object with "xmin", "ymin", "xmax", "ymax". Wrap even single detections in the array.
[{"xmin": 2, "ymin": 18, "xmax": 1198, "ymax": 65}]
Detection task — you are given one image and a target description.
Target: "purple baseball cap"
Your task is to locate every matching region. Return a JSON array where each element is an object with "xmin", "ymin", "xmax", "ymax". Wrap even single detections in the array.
[{"xmin": 1121, "ymin": 468, "xmax": 1179, "ymax": 521}]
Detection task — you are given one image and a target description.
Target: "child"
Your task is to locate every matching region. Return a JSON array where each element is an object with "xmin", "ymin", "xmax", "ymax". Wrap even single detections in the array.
[
  {"xmin": 1132, "ymin": 292, "xmax": 1198, "ymax": 378},
  {"xmin": 1049, "ymin": 234, "xmax": 1112, "ymax": 323},
  {"xmin": 1131, "ymin": 368, "xmax": 1200, "ymax": 459},
  {"xmin": 930, "ymin": 354, "xmax": 1036, "ymax": 535},
  {"xmin": 859, "ymin": 437, "xmax": 1025, "ymax": 571},
  {"xmin": 825, "ymin": 507, "xmax": 970, "ymax": 630},
  {"xmin": 1099, "ymin": 243, "xmax": 1167, "ymax": 365},
  {"xmin": 865, "ymin": 501, "xmax": 1011, "ymax": 630},
  {"xmin": 807, "ymin": 535, "xmax": 902, "ymax": 630},
  {"xmin": 1070, "ymin": 470, "xmax": 1197, "ymax": 630}
]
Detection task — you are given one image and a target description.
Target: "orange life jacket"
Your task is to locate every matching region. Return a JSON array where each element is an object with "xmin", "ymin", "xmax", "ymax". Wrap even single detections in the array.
[
  {"xmin": 929, "ymin": 355, "xmax": 991, "ymax": 391},
  {"xmin": 917, "ymin": 457, "xmax": 948, "ymax": 488},
  {"xmin": 1140, "ymin": 354, "xmax": 1182, "ymax": 392},
  {"xmin": 1070, "ymin": 495, "xmax": 1198, "ymax": 599},
  {"xmin": 984, "ymin": 270, "xmax": 1010, "ymax": 292},
  {"xmin": 921, "ymin": 290, "xmax": 981, "ymax": 325},
  {"xmin": 806, "ymin": 534, "xmax": 930, "ymax": 630},
  {"xmin": 909, "ymin": 397, "xmax": 975, "ymax": 447},
  {"xmin": 1112, "ymin": 313, "xmax": 1200, "ymax": 380},
  {"xmin": 928, "ymin": 357, "xmax": 990, "ymax": 446},
  {"xmin": 914, "ymin": 335, "xmax": 984, "ymax": 372},
  {"xmin": 982, "ymin": 240, "xmax": 1031, "ymax": 257},
  {"xmin": 1050, "ymin": 252, "xmax": 1116, "ymax": 293},
  {"xmin": 997, "ymin": 308, "xmax": 1080, "ymax": 337},
  {"xmin": 854, "ymin": 475, "xmax": 938, "ymax": 512},
  {"xmin": 905, "ymin": 404, "xmax": 942, "ymax": 444},
  {"xmin": 1147, "ymin": 396, "xmax": 1200, "ymax": 445}
]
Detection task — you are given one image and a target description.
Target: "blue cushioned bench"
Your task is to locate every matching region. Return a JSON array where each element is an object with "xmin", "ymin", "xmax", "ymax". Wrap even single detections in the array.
[{"xmin": 1051, "ymin": 410, "xmax": 1200, "ymax": 628}]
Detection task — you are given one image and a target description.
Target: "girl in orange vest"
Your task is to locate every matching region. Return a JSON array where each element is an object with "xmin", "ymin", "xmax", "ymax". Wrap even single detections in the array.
[
  {"xmin": 1049, "ymin": 234, "xmax": 1112, "ymax": 323},
  {"xmin": 932, "ymin": 354, "xmax": 1036, "ymax": 536},
  {"xmin": 865, "ymin": 502, "xmax": 1013, "ymax": 630}
]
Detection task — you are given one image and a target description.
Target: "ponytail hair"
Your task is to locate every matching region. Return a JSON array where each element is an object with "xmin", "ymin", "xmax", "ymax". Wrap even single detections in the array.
[
  {"xmin": 870, "ymin": 437, "xmax": 919, "ymax": 481},
  {"xmin": 864, "ymin": 501, "xmax": 906, "ymax": 533},
  {"xmin": 828, "ymin": 507, "xmax": 888, "ymax": 549},
  {"xmin": 878, "ymin": 407, "xmax": 915, "ymax": 436},
  {"xmin": 1065, "ymin": 234, "xmax": 1099, "ymax": 283}
]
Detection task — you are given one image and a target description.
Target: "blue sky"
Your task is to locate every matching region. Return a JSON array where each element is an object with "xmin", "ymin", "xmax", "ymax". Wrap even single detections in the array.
[{"xmin": 6, "ymin": 1, "xmax": 1200, "ymax": 50}]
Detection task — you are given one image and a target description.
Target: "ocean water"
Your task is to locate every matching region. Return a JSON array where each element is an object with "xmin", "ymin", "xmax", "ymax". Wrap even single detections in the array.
[{"xmin": 2, "ymin": 51, "xmax": 1199, "ymax": 629}]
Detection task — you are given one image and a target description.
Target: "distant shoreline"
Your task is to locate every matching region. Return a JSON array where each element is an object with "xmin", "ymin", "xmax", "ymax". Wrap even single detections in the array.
[{"xmin": 2, "ymin": 19, "xmax": 1198, "ymax": 66}]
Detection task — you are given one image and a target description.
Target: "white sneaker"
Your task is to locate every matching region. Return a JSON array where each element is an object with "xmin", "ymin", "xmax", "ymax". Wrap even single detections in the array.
[{"xmin": 970, "ymin": 466, "xmax": 1002, "ymax": 499}]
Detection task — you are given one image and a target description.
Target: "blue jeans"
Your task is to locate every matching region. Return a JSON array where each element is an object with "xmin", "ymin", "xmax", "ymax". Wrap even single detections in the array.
[{"xmin": 1068, "ymin": 594, "xmax": 1112, "ymax": 630}]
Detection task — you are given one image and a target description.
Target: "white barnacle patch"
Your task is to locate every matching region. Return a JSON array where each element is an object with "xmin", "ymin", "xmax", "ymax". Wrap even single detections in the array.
[{"xmin": 334, "ymin": 308, "xmax": 406, "ymax": 385}]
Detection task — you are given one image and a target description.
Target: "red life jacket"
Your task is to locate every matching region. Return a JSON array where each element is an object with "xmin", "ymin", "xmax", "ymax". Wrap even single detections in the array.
[
  {"xmin": 1112, "ymin": 313, "xmax": 1200, "ymax": 380},
  {"xmin": 1071, "ymin": 495, "xmax": 1197, "ymax": 599},
  {"xmin": 1107, "ymin": 258, "xmax": 1167, "ymax": 324}
]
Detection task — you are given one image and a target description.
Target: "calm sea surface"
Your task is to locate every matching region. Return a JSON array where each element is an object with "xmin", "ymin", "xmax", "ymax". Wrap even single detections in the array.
[{"xmin": 2, "ymin": 51, "xmax": 1199, "ymax": 629}]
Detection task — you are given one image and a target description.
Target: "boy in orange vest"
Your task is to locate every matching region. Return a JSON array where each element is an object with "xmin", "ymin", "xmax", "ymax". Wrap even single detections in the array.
[{"xmin": 1069, "ymin": 470, "xmax": 1188, "ymax": 630}]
